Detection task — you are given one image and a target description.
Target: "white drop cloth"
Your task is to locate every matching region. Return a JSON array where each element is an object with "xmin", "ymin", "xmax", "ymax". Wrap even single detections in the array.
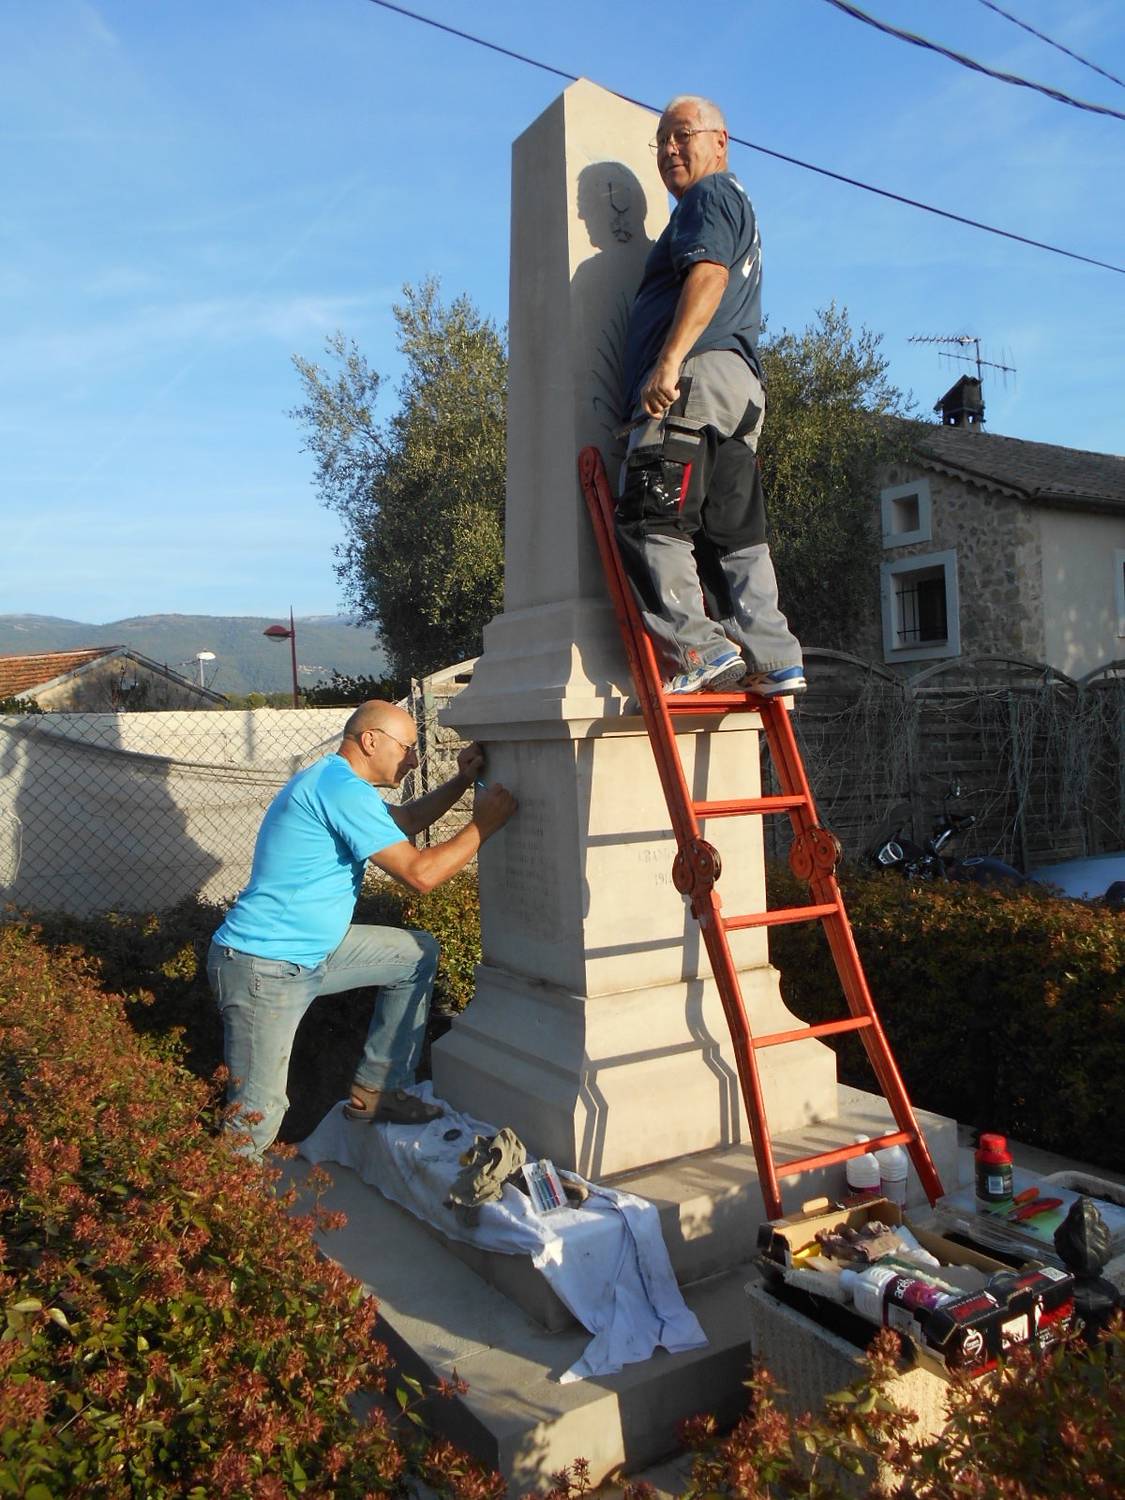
[{"xmin": 299, "ymin": 1083, "xmax": 707, "ymax": 1382}]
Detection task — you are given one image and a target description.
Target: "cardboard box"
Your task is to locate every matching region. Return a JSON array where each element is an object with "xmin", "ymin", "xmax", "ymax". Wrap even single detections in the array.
[{"xmin": 756, "ymin": 1198, "xmax": 1074, "ymax": 1379}]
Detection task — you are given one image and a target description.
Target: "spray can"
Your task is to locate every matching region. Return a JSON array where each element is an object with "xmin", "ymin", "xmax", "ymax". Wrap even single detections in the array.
[
  {"xmin": 840, "ymin": 1264, "xmax": 954, "ymax": 1325},
  {"xmin": 839, "ymin": 1264, "xmax": 898, "ymax": 1322},
  {"xmin": 974, "ymin": 1133, "xmax": 1014, "ymax": 1205},
  {"xmin": 845, "ymin": 1136, "xmax": 882, "ymax": 1201},
  {"xmin": 875, "ymin": 1143, "xmax": 910, "ymax": 1206}
]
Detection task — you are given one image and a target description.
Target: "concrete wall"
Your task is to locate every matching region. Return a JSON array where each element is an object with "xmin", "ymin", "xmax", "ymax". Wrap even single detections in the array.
[
  {"xmin": 1039, "ymin": 508, "xmax": 1125, "ymax": 678},
  {"xmin": 0, "ymin": 708, "xmax": 350, "ymax": 914}
]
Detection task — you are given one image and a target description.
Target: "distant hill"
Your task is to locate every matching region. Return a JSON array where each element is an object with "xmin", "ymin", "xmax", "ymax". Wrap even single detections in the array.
[{"xmin": 0, "ymin": 614, "xmax": 388, "ymax": 698}]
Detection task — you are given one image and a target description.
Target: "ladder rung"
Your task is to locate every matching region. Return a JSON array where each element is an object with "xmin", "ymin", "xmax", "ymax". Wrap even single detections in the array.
[
  {"xmin": 776, "ymin": 1131, "xmax": 916, "ymax": 1180},
  {"xmin": 693, "ymin": 794, "xmax": 807, "ymax": 818},
  {"xmin": 662, "ymin": 694, "xmax": 760, "ymax": 716},
  {"xmin": 753, "ymin": 1016, "xmax": 874, "ymax": 1049},
  {"xmin": 724, "ymin": 901, "xmax": 840, "ymax": 931}
]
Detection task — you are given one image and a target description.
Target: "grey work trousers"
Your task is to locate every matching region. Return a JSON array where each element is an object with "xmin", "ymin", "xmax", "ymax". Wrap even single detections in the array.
[{"xmin": 616, "ymin": 351, "xmax": 802, "ymax": 678}]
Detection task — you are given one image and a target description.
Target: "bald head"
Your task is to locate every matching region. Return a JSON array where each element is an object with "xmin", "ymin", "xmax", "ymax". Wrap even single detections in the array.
[
  {"xmin": 338, "ymin": 699, "xmax": 418, "ymax": 785},
  {"xmin": 342, "ymin": 699, "xmax": 414, "ymax": 742}
]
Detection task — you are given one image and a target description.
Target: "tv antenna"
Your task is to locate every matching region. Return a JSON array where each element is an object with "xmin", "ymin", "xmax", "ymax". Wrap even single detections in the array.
[{"xmin": 908, "ymin": 334, "xmax": 1016, "ymax": 389}]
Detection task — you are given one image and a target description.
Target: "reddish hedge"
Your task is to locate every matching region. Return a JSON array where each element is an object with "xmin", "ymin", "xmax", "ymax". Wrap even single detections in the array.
[{"xmin": 0, "ymin": 922, "xmax": 501, "ymax": 1498}]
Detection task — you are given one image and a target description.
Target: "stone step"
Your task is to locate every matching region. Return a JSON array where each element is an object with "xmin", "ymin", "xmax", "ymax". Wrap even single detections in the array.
[
  {"xmin": 288, "ymin": 1156, "xmax": 759, "ymax": 1491},
  {"xmin": 416, "ymin": 1087, "xmax": 960, "ymax": 1333}
]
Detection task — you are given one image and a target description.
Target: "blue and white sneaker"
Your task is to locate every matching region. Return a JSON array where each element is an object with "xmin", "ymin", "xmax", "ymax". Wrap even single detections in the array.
[
  {"xmin": 742, "ymin": 665, "xmax": 807, "ymax": 697},
  {"xmin": 666, "ymin": 649, "xmax": 746, "ymax": 695}
]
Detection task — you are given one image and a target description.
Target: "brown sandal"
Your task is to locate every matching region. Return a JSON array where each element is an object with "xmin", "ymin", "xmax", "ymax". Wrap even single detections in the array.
[{"xmin": 344, "ymin": 1085, "xmax": 444, "ymax": 1126}]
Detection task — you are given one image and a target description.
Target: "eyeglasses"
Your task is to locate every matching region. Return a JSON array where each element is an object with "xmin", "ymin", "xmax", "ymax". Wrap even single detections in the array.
[
  {"xmin": 349, "ymin": 726, "xmax": 417, "ymax": 755},
  {"xmin": 650, "ymin": 126, "xmax": 722, "ymax": 154}
]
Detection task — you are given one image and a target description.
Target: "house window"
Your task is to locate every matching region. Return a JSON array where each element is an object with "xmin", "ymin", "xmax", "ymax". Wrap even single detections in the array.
[
  {"xmin": 881, "ymin": 549, "xmax": 961, "ymax": 662},
  {"xmin": 880, "ymin": 477, "xmax": 932, "ymax": 547},
  {"xmin": 896, "ymin": 566, "xmax": 947, "ymax": 643},
  {"xmin": 1117, "ymin": 549, "xmax": 1125, "ymax": 638}
]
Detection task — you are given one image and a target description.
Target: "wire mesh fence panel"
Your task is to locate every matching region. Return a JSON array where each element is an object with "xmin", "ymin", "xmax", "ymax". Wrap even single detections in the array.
[
  {"xmin": 766, "ymin": 652, "xmax": 1125, "ymax": 872},
  {"xmin": 399, "ymin": 677, "xmax": 476, "ymax": 847},
  {"xmin": 1, "ymin": 658, "xmax": 1120, "ymax": 917},
  {"xmin": 0, "ymin": 709, "xmax": 350, "ymax": 915}
]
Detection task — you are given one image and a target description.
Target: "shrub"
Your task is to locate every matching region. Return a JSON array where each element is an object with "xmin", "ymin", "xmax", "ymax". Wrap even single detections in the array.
[
  {"xmin": 0, "ymin": 925, "xmax": 376, "ymax": 1491},
  {"xmin": 0, "ymin": 923, "xmax": 503, "ymax": 1498},
  {"xmin": 682, "ymin": 1321, "xmax": 1125, "ymax": 1499},
  {"xmin": 26, "ymin": 876, "xmax": 484, "ymax": 1142},
  {"xmin": 357, "ymin": 871, "xmax": 482, "ymax": 1013},
  {"xmin": 766, "ymin": 865, "xmax": 1125, "ymax": 1170}
]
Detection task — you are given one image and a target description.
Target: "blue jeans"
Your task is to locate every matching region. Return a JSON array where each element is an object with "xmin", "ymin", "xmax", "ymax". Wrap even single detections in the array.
[{"xmin": 206, "ymin": 924, "xmax": 440, "ymax": 1158}]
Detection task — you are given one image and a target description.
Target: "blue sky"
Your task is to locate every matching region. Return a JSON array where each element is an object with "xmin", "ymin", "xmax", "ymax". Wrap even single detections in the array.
[{"xmin": 3, "ymin": 0, "xmax": 1122, "ymax": 623}]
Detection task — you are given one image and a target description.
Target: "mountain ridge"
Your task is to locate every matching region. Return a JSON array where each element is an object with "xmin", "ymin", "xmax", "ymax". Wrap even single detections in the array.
[{"xmin": 0, "ymin": 614, "xmax": 387, "ymax": 698}]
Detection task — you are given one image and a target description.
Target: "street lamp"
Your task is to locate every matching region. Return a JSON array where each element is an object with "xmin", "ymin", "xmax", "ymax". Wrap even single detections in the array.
[
  {"xmin": 195, "ymin": 650, "xmax": 216, "ymax": 688},
  {"xmin": 263, "ymin": 607, "xmax": 300, "ymax": 707}
]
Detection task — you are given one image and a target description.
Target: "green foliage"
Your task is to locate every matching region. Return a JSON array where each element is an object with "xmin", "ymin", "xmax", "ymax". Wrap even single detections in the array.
[
  {"xmin": 757, "ymin": 304, "xmax": 920, "ymax": 648},
  {"xmin": 221, "ymin": 690, "xmax": 305, "ymax": 709},
  {"xmin": 682, "ymin": 1322, "xmax": 1125, "ymax": 1499},
  {"xmin": 0, "ymin": 696, "xmax": 42, "ymax": 714},
  {"xmin": 767, "ymin": 865, "xmax": 1125, "ymax": 1169},
  {"xmin": 0, "ymin": 923, "xmax": 505, "ymax": 1497},
  {"xmin": 292, "ymin": 281, "xmax": 506, "ymax": 681},
  {"xmin": 28, "ymin": 878, "xmax": 484, "ymax": 1144},
  {"xmin": 357, "ymin": 871, "xmax": 482, "ymax": 1014},
  {"xmin": 303, "ymin": 670, "xmax": 410, "ymax": 708}
]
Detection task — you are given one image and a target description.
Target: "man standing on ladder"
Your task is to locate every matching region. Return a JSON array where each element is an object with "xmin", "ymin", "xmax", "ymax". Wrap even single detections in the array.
[{"xmin": 616, "ymin": 94, "xmax": 805, "ymax": 698}]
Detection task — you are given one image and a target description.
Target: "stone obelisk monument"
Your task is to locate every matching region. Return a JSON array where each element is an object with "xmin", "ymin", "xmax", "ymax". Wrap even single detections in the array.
[{"xmin": 433, "ymin": 80, "xmax": 837, "ymax": 1177}]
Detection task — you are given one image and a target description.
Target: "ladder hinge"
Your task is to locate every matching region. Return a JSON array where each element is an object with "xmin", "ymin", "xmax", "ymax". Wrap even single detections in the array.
[
  {"xmin": 673, "ymin": 836, "xmax": 722, "ymax": 901},
  {"xmin": 789, "ymin": 825, "xmax": 842, "ymax": 882}
]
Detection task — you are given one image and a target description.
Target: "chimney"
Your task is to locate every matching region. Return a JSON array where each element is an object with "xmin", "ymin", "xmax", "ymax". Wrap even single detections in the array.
[{"xmin": 934, "ymin": 375, "xmax": 985, "ymax": 429}]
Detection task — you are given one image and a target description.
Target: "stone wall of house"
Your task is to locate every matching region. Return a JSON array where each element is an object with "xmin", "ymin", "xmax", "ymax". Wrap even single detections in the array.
[
  {"xmin": 873, "ymin": 461, "xmax": 1045, "ymax": 667},
  {"xmin": 36, "ymin": 656, "xmax": 223, "ymax": 712}
]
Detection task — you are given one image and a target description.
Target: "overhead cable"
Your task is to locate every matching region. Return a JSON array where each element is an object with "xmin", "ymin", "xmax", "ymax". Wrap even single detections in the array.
[
  {"xmin": 822, "ymin": 0, "xmax": 1125, "ymax": 123},
  {"xmin": 976, "ymin": 0, "xmax": 1125, "ymax": 92},
  {"xmin": 364, "ymin": 0, "xmax": 1125, "ymax": 276}
]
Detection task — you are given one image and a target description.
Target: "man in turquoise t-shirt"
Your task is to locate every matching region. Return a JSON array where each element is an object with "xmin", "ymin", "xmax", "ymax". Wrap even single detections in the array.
[{"xmin": 208, "ymin": 698, "xmax": 516, "ymax": 1157}]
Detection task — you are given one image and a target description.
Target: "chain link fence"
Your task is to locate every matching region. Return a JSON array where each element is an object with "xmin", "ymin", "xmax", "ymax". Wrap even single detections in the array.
[
  {"xmin": 0, "ymin": 709, "xmax": 350, "ymax": 915},
  {"xmin": 2, "ymin": 654, "xmax": 1121, "ymax": 916}
]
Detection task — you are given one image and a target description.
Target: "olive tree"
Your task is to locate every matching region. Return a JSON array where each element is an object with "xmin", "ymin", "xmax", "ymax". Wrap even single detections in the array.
[
  {"xmin": 292, "ymin": 279, "xmax": 506, "ymax": 680},
  {"xmin": 757, "ymin": 303, "xmax": 919, "ymax": 649}
]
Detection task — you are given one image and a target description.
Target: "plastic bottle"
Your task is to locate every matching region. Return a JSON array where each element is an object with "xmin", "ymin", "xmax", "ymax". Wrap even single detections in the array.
[
  {"xmin": 875, "ymin": 1143, "xmax": 909, "ymax": 1206},
  {"xmin": 845, "ymin": 1136, "xmax": 882, "ymax": 1201},
  {"xmin": 975, "ymin": 1133, "xmax": 1014, "ymax": 1205}
]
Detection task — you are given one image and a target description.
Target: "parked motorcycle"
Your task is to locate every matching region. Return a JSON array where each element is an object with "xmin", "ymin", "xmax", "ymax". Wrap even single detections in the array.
[{"xmin": 868, "ymin": 787, "xmax": 1026, "ymax": 887}]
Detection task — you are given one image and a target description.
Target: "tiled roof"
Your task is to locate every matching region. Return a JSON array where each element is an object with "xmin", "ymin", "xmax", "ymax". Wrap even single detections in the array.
[
  {"xmin": 0, "ymin": 647, "xmax": 117, "ymax": 699},
  {"xmin": 913, "ymin": 423, "xmax": 1125, "ymax": 512}
]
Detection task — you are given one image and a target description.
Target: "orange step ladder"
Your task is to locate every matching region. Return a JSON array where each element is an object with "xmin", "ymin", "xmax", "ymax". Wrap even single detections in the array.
[{"xmin": 578, "ymin": 445, "xmax": 944, "ymax": 1221}]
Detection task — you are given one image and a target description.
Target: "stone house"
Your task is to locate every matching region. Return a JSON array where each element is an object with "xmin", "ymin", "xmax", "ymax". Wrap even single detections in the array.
[
  {"xmin": 861, "ymin": 378, "xmax": 1125, "ymax": 678},
  {"xmin": 0, "ymin": 647, "xmax": 226, "ymax": 711}
]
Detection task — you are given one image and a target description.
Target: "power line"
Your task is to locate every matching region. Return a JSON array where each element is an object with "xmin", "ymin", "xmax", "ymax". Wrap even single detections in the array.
[
  {"xmin": 976, "ymin": 0, "xmax": 1125, "ymax": 92},
  {"xmin": 822, "ymin": 0, "xmax": 1125, "ymax": 123},
  {"xmin": 364, "ymin": 0, "xmax": 1125, "ymax": 277}
]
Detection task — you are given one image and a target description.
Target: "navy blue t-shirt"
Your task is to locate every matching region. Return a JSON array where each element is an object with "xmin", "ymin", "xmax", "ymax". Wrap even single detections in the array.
[{"xmin": 621, "ymin": 171, "xmax": 762, "ymax": 413}]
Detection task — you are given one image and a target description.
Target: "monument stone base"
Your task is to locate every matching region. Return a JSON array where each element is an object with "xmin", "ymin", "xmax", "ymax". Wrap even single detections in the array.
[{"xmin": 290, "ymin": 1089, "xmax": 961, "ymax": 1489}]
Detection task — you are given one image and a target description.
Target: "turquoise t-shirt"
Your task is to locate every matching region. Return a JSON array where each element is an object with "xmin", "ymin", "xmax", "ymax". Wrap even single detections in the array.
[{"xmin": 213, "ymin": 754, "xmax": 407, "ymax": 966}]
